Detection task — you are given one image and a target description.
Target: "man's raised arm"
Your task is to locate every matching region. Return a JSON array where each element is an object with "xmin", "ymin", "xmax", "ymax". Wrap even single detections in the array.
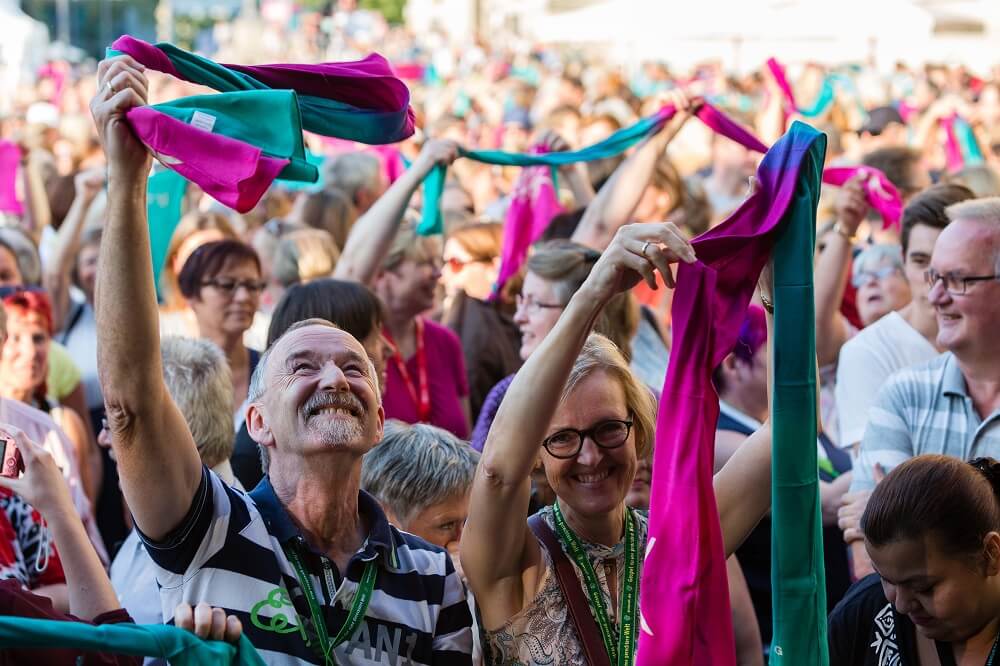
[{"xmin": 91, "ymin": 55, "xmax": 202, "ymax": 541}]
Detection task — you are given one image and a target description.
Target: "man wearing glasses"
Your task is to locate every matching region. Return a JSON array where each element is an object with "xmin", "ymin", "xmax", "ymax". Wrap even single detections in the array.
[{"xmin": 845, "ymin": 198, "xmax": 1000, "ymax": 573}]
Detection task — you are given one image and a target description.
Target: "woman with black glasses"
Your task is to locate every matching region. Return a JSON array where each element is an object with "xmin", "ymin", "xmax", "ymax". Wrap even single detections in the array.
[
  {"xmin": 177, "ymin": 240, "xmax": 266, "ymax": 428},
  {"xmin": 462, "ymin": 222, "xmax": 775, "ymax": 665}
]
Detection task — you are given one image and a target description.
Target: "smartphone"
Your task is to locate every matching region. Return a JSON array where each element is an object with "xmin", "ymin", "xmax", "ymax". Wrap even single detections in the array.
[{"xmin": 1, "ymin": 432, "xmax": 23, "ymax": 478}]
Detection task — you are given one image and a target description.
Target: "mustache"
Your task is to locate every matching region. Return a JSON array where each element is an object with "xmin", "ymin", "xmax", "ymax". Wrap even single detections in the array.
[{"xmin": 302, "ymin": 391, "xmax": 365, "ymax": 418}]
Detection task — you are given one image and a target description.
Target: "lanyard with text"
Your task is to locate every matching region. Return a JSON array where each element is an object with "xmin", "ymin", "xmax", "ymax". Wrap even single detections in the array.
[
  {"xmin": 553, "ymin": 502, "xmax": 640, "ymax": 666},
  {"xmin": 284, "ymin": 544, "xmax": 378, "ymax": 665},
  {"xmin": 384, "ymin": 317, "xmax": 431, "ymax": 422}
]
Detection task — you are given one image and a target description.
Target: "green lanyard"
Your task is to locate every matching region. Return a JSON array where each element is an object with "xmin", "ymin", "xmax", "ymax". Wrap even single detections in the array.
[
  {"xmin": 284, "ymin": 544, "xmax": 378, "ymax": 665},
  {"xmin": 552, "ymin": 503, "xmax": 640, "ymax": 666}
]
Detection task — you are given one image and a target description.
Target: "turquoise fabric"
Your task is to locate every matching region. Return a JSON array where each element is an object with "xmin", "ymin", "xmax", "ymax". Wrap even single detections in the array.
[
  {"xmin": 146, "ymin": 168, "xmax": 188, "ymax": 298},
  {"xmin": 150, "ymin": 90, "xmax": 317, "ymax": 183},
  {"xmin": 769, "ymin": 129, "xmax": 829, "ymax": 665},
  {"xmin": 0, "ymin": 616, "xmax": 265, "ymax": 666},
  {"xmin": 955, "ymin": 116, "xmax": 985, "ymax": 165},
  {"xmin": 418, "ymin": 111, "xmax": 671, "ymax": 235}
]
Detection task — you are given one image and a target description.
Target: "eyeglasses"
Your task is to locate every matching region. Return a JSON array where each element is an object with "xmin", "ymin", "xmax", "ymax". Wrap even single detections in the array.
[
  {"xmin": 924, "ymin": 269, "xmax": 999, "ymax": 295},
  {"xmin": 851, "ymin": 265, "xmax": 901, "ymax": 289},
  {"xmin": 0, "ymin": 285, "xmax": 46, "ymax": 300},
  {"xmin": 542, "ymin": 417, "xmax": 634, "ymax": 459},
  {"xmin": 515, "ymin": 293, "xmax": 564, "ymax": 315},
  {"xmin": 201, "ymin": 278, "xmax": 267, "ymax": 296}
]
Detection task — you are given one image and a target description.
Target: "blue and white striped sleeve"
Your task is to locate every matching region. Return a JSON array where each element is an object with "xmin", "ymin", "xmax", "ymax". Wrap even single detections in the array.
[{"xmin": 431, "ymin": 554, "xmax": 473, "ymax": 665}]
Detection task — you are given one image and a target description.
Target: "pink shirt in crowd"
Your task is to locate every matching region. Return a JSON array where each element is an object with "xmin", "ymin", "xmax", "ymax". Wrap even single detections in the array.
[{"xmin": 383, "ymin": 319, "xmax": 470, "ymax": 438}]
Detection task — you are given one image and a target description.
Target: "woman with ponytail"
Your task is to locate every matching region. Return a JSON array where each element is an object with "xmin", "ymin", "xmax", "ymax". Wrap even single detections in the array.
[{"xmin": 829, "ymin": 455, "xmax": 1000, "ymax": 665}]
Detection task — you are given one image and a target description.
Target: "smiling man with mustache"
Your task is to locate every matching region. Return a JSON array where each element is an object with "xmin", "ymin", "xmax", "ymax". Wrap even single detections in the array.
[{"xmin": 92, "ymin": 54, "xmax": 473, "ymax": 666}]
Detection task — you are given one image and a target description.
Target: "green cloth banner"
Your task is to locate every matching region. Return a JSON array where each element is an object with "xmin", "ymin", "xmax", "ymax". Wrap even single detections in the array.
[
  {"xmin": 147, "ymin": 168, "xmax": 188, "ymax": 299},
  {"xmin": 769, "ymin": 130, "xmax": 829, "ymax": 664},
  {"xmin": 0, "ymin": 616, "xmax": 265, "ymax": 666}
]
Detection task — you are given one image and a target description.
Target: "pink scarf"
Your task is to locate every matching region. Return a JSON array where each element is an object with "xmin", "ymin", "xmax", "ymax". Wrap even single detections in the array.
[
  {"xmin": 0, "ymin": 142, "xmax": 23, "ymax": 216},
  {"xmin": 493, "ymin": 146, "xmax": 563, "ymax": 296},
  {"xmin": 822, "ymin": 166, "xmax": 902, "ymax": 228}
]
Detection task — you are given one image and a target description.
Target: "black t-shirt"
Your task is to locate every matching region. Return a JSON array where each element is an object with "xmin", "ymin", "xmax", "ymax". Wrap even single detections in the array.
[{"xmin": 828, "ymin": 574, "xmax": 919, "ymax": 665}]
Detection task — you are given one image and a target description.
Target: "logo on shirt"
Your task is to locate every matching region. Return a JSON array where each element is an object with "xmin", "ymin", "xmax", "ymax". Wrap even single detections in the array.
[
  {"xmin": 870, "ymin": 603, "xmax": 901, "ymax": 666},
  {"xmin": 250, "ymin": 587, "xmax": 307, "ymax": 642}
]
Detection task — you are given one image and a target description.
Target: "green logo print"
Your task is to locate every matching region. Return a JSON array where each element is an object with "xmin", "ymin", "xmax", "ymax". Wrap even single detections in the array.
[{"xmin": 250, "ymin": 588, "xmax": 308, "ymax": 643}]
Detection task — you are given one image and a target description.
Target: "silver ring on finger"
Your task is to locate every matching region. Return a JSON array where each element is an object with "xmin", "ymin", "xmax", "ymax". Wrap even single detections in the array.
[
  {"xmin": 641, "ymin": 241, "xmax": 651, "ymax": 256},
  {"xmin": 106, "ymin": 81, "xmax": 115, "ymax": 96}
]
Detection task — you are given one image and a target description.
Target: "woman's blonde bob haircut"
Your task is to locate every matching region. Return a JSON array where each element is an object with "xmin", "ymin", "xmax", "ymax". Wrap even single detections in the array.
[{"xmin": 559, "ymin": 333, "xmax": 656, "ymax": 459}]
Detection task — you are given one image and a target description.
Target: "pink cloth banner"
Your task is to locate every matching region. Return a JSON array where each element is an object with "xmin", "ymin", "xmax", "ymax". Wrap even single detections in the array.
[
  {"xmin": 0, "ymin": 142, "xmax": 23, "ymax": 216},
  {"xmin": 126, "ymin": 107, "xmax": 289, "ymax": 213},
  {"xmin": 492, "ymin": 146, "xmax": 563, "ymax": 296},
  {"xmin": 821, "ymin": 166, "xmax": 902, "ymax": 229}
]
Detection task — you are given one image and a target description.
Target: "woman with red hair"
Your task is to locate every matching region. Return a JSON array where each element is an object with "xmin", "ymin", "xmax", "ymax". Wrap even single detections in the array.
[{"xmin": 0, "ymin": 290, "xmax": 100, "ymax": 506}]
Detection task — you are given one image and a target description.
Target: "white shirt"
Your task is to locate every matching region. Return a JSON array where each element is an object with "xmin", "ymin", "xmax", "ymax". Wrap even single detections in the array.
[{"xmin": 835, "ymin": 311, "xmax": 938, "ymax": 448}]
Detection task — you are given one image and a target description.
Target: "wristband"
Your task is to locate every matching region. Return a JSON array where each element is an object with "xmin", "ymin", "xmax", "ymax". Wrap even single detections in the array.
[{"xmin": 833, "ymin": 221, "xmax": 858, "ymax": 243}]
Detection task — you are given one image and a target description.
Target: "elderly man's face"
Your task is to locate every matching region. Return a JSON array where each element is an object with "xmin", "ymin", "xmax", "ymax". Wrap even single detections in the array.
[
  {"xmin": 255, "ymin": 324, "xmax": 384, "ymax": 463},
  {"xmin": 928, "ymin": 219, "xmax": 1000, "ymax": 357}
]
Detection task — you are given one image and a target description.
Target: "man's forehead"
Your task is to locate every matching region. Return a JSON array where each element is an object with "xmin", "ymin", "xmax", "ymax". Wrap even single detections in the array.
[
  {"xmin": 934, "ymin": 219, "xmax": 998, "ymax": 258},
  {"xmin": 273, "ymin": 324, "xmax": 366, "ymax": 362}
]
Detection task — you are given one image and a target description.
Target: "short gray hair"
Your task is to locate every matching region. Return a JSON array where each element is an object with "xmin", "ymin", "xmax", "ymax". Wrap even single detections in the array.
[
  {"xmin": 361, "ymin": 420, "xmax": 479, "ymax": 523},
  {"xmin": 946, "ymin": 197, "xmax": 1000, "ymax": 273},
  {"xmin": 853, "ymin": 243, "xmax": 904, "ymax": 282},
  {"xmin": 322, "ymin": 153, "xmax": 381, "ymax": 204},
  {"xmin": 160, "ymin": 336, "xmax": 234, "ymax": 468},
  {"xmin": 0, "ymin": 226, "xmax": 41, "ymax": 285},
  {"xmin": 247, "ymin": 319, "xmax": 379, "ymax": 474}
]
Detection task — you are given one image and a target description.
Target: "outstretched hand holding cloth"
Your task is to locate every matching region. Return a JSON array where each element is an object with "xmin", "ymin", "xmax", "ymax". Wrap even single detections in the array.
[{"xmin": 102, "ymin": 36, "xmax": 415, "ymax": 212}]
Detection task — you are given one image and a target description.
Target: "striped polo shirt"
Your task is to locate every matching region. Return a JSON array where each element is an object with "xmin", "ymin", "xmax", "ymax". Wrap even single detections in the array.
[
  {"xmin": 851, "ymin": 352, "xmax": 1000, "ymax": 492},
  {"xmin": 139, "ymin": 467, "xmax": 472, "ymax": 665}
]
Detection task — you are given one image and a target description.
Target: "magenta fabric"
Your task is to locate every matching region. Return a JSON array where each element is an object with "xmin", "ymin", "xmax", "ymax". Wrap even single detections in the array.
[
  {"xmin": 382, "ymin": 319, "xmax": 471, "ymax": 439},
  {"xmin": 940, "ymin": 115, "xmax": 964, "ymax": 173},
  {"xmin": 111, "ymin": 36, "xmax": 181, "ymax": 76},
  {"xmin": 371, "ymin": 144, "xmax": 406, "ymax": 184},
  {"xmin": 493, "ymin": 146, "xmax": 563, "ymax": 298},
  {"xmin": 637, "ymin": 124, "xmax": 819, "ymax": 666},
  {"xmin": 694, "ymin": 103, "xmax": 770, "ymax": 154},
  {"xmin": 821, "ymin": 166, "xmax": 902, "ymax": 229},
  {"xmin": 125, "ymin": 106, "xmax": 289, "ymax": 213},
  {"xmin": 227, "ymin": 55, "xmax": 412, "ymax": 117},
  {"xmin": 0, "ymin": 142, "xmax": 22, "ymax": 216},
  {"xmin": 766, "ymin": 57, "xmax": 798, "ymax": 113}
]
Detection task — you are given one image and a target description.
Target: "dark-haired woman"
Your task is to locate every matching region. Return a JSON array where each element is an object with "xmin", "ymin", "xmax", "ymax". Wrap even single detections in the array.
[
  {"xmin": 829, "ymin": 455, "xmax": 1000, "ymax": 665},
  {"xmin": 176, "ymin": 240, "xmax": 264, "ymax": 427}
]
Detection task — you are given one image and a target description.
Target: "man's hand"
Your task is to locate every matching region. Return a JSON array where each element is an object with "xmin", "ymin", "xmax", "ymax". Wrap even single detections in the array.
[
  {"xmin": 837, "ymin": 465, "xmax": 885, "ymax": 544},
  {"xmin": 174, "ymin": 602, "xmax": 243, "ymax": 644},
  {"xmin": 832, "ymin": 173, "xmax": 868, "ymax": 237},
  {"xmin": 89, "ymin": 55, "xmax": 152, "ymax": 180}
]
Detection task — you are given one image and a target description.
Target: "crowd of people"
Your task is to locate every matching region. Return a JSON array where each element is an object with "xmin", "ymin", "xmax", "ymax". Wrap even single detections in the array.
[{"xmin": 1, "ymin": 3, "xmax": 1000, "ymax": 665}]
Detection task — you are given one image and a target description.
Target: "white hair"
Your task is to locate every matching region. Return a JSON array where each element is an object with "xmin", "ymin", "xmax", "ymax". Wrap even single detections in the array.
[{"xmin": 160, "ymin": 336, "xmax": 234, "ymax": 468}]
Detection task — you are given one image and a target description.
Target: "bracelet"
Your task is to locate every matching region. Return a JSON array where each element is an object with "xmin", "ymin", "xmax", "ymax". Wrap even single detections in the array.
[
  {"xmin": 833, "ymin": 221, "xmax": 858, "ymax": 243},
  {"xmin": 760, "ymin": 293, "xmax": 774, "ymax": 314}
]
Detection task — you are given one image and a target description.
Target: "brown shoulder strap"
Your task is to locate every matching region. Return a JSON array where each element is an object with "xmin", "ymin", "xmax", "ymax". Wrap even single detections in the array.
[{"xmin": 528, "ymin": 513, "xmax": 613, "ymax": 666}]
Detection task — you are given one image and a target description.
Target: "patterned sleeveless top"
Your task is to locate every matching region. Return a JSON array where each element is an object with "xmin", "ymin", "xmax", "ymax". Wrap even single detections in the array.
[{"xmin": 484, "ymin": 505, "xmax": 649, "ymax": 666}]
